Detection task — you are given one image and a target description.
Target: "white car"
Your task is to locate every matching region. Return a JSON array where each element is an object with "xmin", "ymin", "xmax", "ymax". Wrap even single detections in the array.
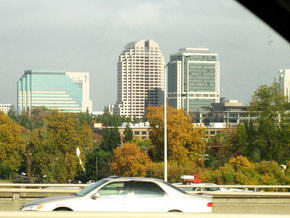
[{"xmin": 21, "ymin": 176, "xmax": 213, "ymax": 213}]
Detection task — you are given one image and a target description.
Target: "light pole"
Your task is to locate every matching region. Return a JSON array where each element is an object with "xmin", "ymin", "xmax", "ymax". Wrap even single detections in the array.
[
  {"xmin": 164, "ymin": 55, "xmax": 189, "ymax": 182},
  {"xmin": 164, "ymin": 64, "xmax": 168, "ymax": 182},
  {"xmin": 163, "ymin": 57, "xmax": 177, "ymax": 182}
]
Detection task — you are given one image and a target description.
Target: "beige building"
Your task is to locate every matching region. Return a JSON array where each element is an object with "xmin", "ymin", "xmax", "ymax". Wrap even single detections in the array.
[
  {"xmin": 93, "ymin": 122, "xmax": 150, "ymax": 140},
  {"xmin": 114, "ymin": 40, "xmax": 165, "ymax": 120},
  {"xmin": 118, "ymin": 122, "xmax": 150, "ymax": 140}
]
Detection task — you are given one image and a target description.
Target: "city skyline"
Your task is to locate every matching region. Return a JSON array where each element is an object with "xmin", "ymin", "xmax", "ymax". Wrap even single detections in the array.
[{"xmin": 1, "ymin": 0, "xmax": 290, "ymax": 110}]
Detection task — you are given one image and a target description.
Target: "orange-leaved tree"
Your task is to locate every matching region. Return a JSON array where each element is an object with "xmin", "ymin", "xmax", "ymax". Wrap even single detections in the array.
[
  {"xmin": 111, "ymin": 142, "xmax": 152, "ymax": 177},
  {"xmin": 0, "ymin": 112, "xmax": 26, "ymax": 179},
  {"xmin": 146, "ymin": 106, "xmax": 206, "ymax": 165}
]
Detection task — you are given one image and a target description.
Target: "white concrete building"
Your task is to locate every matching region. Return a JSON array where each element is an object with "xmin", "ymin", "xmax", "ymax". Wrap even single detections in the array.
[
  {"xmin": 114, "ymin": 40, "xmax": 165, "ymax": 119},
  {"xmin": 92, "ymin": 111, "xmax": 104, "ymax": 116},
  {"xmin": 276, "ymin": 69, "xmax": 290, "ymax": 102},
  {"xmin": 0, "ymin": 104, "xmax": 13, "ymax": 114}
]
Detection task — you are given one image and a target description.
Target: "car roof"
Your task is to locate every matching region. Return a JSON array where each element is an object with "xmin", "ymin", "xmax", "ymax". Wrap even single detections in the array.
[
  {"xmin": 192, "ymin": 183, "xmax": 217, "ymax": 186},
  {"xmin": 105, "ymin": 177, "xmax": 165, "ymax": 183}
]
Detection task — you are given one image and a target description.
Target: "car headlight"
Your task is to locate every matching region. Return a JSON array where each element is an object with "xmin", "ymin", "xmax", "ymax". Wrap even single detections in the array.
[{"xmin": 21, "ymin": 204, "xmax": 44, "ymax": 211}]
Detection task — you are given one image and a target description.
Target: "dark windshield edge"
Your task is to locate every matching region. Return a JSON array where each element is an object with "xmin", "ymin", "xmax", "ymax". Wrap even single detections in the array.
[
  {"xmin": 163, "ymin": 181, "xmax": 188, "ymax": 194},
  {"xmin": 75, "ymin": 179, "xmax": 108, "ymax": 197}
]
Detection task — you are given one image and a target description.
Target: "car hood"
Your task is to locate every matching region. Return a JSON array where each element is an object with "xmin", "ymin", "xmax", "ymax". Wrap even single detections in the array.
[{"xmin": 23, "ymin": 195, "xmax": 78, "ymax": 207}]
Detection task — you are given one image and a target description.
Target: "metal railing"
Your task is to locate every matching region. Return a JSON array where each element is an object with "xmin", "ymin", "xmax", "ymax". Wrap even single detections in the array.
[
  {"xmin": 0, "ymin": 183, "xmax": 87, "ymax": 188},
  {"xmin": 0, "ymin": 183, "xmax": 289, "ymax": 191},
  {"xmin": 175, "ymin": 184, "xmax": 290, "ymax": 192}
]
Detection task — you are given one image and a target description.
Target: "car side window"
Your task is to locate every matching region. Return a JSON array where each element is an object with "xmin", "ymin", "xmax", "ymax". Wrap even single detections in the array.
[
  {"xmin": 97, "ymin": 182, "xmax": 131, "ymax": 197},
  {"xmin": 132, "ymin": 182, "xmax": 165, "ymax": 197}
]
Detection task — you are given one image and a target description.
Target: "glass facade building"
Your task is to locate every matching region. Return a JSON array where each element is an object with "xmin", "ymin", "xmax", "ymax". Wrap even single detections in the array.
[
  {"xmin": 17, "ymin": 70, "xmax": 92, "ymax": 113},
  {"xmin": 167, "ymin": 48, "xmax": 220, "ymax": 118}
]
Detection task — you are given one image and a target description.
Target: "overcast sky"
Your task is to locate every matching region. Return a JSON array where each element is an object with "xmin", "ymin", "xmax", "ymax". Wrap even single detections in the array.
[{"xmin": 1, "ymin": 0, "xmax": 290, "ymax": 110}]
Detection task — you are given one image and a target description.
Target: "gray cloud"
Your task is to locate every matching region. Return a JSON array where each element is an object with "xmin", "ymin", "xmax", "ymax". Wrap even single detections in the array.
[{"xmin": 1, "ymin": 0, "xmax": 290, "ymax": 110}]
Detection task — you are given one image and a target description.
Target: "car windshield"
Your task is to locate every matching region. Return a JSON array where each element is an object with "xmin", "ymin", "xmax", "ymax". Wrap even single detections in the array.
[{"xmin": 75, "ymin": 179, "xmax": 108, "ymax": 197}]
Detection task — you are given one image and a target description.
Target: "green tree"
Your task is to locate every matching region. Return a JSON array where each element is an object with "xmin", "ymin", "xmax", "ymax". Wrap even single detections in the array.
[
  {"xmin": 100, "ymin": 128, "xmax": 121, "ymax": 152},
  {"xmin": 149, "ymin": 161, "xmax": 197, "ymax": 182},
  {"xmin": 207, "ymin": 129, "xmax": 237, "ymax": 167},
  {"xmin": 95, "ymin": 150, "xmax": 112, "ymax": 179},
  {"xmin": 248, "ymin": 83, "xmax": 290, "ymax": 163},
  {"xmin": 207, "ymin": 126, "xmax": 252, "ymax": 167},
  {"xmin": 76, "ymin": 112, "xmax": 94, "ymax": 127},
  {"xmin": 7, "ymin": 106, "xmax": 17, "ymax": 121},
  {"xmin": 29, "ymin": 111, "xmax": 94, "ymax": 183},
  {"xmin": 10, "ymin": 107, "xmax": 49, "ymax": 130},
  {"xmin": 123, "ymin": 125, "xmax": 133, "ymax": 143},
  {"xmin": 202, "ymin": 156, "xmax": 289, "ymax": 185},
  {"xmin": 208, "ymin": 83, "xmax": 290, "ymax": 165},
  {"xmin": 95, "ymin": 114, "xmax": 130, "ymax": 127},
  {"xmin": 132, "ymin": 138, "xmax": 152, "ymax": 152}
]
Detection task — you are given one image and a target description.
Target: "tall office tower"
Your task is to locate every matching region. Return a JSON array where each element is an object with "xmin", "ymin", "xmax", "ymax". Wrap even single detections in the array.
[
  {"xmin": 114, "ymin": 40, "xmax": 165, "ymax": 120},
  {"xmin": 17, "ymin": 70, "xmax": 92, "ymax": 113},
  {"xmin": 167, "ymin": 48, "xmax": 220, "ymax": 118},
  {"xmin": 276, "ymin": 69, "xmax": 290, "ymax": 102}
]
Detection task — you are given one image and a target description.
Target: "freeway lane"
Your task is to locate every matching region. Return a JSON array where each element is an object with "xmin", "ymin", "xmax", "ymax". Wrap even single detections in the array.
[
  {"xmin": 1, "ymin": 197, "xmax": 290, "ymax": 214},
  {"xmin": 0, "ymin": 212, "xmax": 289, "ymax": 218}
]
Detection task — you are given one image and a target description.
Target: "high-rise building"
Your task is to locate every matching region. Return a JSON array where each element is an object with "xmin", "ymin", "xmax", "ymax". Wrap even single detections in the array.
[
  {"xmin": 167, "ymin": 48, "xmax": 220, "ymax": 117},
  {"xmin": 17, "ymin": 70, "xmax": 92, "ymax": 113},
  {"xmin": 114, "ymin": 40, "xmax": 165, "ymax": 119},
  {"xmin": 276, "ymin": 69, "xmax": 290, "ymax": 102}
]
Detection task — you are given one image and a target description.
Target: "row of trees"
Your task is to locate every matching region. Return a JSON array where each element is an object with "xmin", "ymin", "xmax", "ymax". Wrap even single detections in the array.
[
  {"xmin": 0, "ymin": 105, "xmax": 206, "ymax": 183},
  {"xmin": 208, "ymin": 83, "xmax": 290, "ymax": 167},
  {"xmin": 0, "ymin": 83, "xmax": 289, "ymax": 184},
  {"xmin": 202, "ymin": 156, "xmax": 290, "ymax": 185},
  {"xmin": 108, "ymin": 83, "xmax": 290, "ymax": 183},
  {"xmin": 1, "ymin": 109, "xmax": 96, "ymax": 183}
]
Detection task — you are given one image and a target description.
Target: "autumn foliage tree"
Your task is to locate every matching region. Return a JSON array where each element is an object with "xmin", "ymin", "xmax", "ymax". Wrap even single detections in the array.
[
  {"xmin": 201, "ymin": 156, "xmax": 289, "ymax": 185},
  {"xmin": 111, "ymin": 143, "xmax": 152, "ymax": 177},
  {"xmin": 0, "ymin": 112, "xmax": 26, "ymax": 179},
  {"xmin": 146, "ymin": 106, "xmax": 206, "ymax": 165},
  {"xmin": 28, "ymin": 110, "xmax": 94, "ymax": 183}
]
